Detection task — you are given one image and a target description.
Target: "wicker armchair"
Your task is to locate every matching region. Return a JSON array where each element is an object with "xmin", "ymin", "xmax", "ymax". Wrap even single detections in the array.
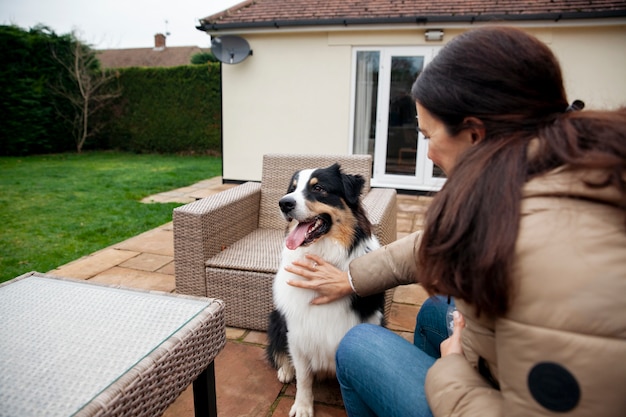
[{"xmin": 173, "ymin": 154, "xmax": 397, "ymax": 331}]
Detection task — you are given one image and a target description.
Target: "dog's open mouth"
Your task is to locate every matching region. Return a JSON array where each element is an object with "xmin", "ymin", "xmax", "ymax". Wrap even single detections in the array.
[{"xmin": 285, "ymin": 214, "xmax": 331, "ymax": 250}]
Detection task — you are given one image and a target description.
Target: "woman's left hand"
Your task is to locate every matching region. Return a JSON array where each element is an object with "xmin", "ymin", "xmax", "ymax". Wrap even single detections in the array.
[
  {"xmin": 440, "ymin": 310, "xmax": 466, "ymax": 357},
  {"xmin": 284, "ymin": 254, "xmax": 354, "ymax": 305}
]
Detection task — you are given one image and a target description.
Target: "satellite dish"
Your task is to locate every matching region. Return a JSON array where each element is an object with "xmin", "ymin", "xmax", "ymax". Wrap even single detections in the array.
[{"xmin": 211, "ymin": 35, "xmax": 253, "ymax": 64}]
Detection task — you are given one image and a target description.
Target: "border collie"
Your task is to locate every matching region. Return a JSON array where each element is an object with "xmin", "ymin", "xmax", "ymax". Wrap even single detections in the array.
[{"xmin": 267, "ymin": 163, "xmax": 385, "ymax": 417}]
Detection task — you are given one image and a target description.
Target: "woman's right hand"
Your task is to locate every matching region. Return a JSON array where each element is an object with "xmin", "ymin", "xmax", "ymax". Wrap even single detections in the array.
[
  {"xmin": 284, "ymin": 254, "xmax": 355, "ymax": 304},
  {"xmin": 441, "ymin": 310, "xmax": 466, "ymax": 357}
]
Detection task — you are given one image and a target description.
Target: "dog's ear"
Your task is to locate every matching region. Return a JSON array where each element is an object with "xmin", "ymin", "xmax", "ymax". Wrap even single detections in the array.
[
  {"xmin": 286, "ymin": 170, "xmax": 299, "ymax": 193},
  {"xmin": 340, "ymin": 171, "xmax": 365, "ymax": 206}
]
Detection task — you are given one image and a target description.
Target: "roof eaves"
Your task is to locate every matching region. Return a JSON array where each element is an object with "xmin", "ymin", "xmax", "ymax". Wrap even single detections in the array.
[{"xmin": 198, "ymin": 9, "xmax": 626, "ymax": 32}]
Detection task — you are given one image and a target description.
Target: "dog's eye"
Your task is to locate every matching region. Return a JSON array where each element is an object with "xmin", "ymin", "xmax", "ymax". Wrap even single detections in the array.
[{"xmin": 312, "ymin": 184, "xmax": 325, "ymax": 193}]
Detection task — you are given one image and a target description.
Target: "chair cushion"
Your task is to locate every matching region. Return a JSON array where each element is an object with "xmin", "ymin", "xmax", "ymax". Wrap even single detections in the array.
[{"xmin": 205, "ymin": 229, "xmax": 285, "ymax": 273}]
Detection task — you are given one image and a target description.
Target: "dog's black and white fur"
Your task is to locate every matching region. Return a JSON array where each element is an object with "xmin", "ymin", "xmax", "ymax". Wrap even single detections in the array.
[{"xmin": 267, "ymin": 163, "xmax": 385, "ymax": 417}]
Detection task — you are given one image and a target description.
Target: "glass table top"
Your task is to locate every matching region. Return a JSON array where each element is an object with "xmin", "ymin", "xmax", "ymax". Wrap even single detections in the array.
[{"xmin": 0, "ymin": 275, "xmax": 212, "ymax": 417}]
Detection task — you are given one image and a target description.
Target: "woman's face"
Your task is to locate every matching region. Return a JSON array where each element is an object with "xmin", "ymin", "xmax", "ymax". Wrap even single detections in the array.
[{"xmin": 416, "ymin": 102, "xmax": 474, "ymax": 176}]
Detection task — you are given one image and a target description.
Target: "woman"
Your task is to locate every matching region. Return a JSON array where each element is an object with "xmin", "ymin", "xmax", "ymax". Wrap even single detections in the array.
[{"xmin": 285, "ymin": 26, "xmax": 626, "ymax": 416}]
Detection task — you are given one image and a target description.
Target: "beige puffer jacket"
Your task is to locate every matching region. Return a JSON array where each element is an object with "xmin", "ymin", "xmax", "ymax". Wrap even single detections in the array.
[{"xmin": 349, "ymin": 167, "xmax": 626, "ymax": 416}]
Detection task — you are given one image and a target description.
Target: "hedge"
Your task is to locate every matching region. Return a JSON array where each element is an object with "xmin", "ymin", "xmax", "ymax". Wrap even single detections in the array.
[
  {"xmin": 98, "ymin": 64, "xmax": 222, "ymax": 154},
  {"xmin": 0, "ymin": 25, "xmax": 76, "ymax": 155},
  {"xmin": 1, "ymin": 24, "xmax": 222, "ymax": 155}
]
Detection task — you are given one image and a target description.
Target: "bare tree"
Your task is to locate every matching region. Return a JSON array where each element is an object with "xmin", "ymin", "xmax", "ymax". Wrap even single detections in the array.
[{"xmin": 51, "ymin": 33, "xmax": 121, "ymax": 153}]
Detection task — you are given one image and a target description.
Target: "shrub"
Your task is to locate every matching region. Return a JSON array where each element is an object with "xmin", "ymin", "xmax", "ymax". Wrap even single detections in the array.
[
  {"xmin": 0, "ymin": 24, "xmax": 222, "ymax": 155},
  {"xmin": 0, "ymin": 25, "xmax": 76, "ymax": 155},
  {"xmin": 191, "ymin": 52, "xmax": 218, "ymax": 64},
  {"xmin": 96, "ymin": 65, "xmax": 221, "ymax": 154}
]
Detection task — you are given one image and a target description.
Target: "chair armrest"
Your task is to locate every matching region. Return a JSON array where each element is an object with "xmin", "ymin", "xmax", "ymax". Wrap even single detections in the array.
[
  {"xmin": 173, "ymin": 182, "xmax": 262, "ymax": 296},
  {"xmin": 363, "ymin": 188, "xmax": 398, "ymax": 246},
  {"xmin": 362, "ymin": 187, "xmax": 398, "ymax": 323}
]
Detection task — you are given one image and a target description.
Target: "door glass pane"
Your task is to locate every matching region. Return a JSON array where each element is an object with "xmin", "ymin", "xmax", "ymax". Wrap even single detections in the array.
[
  {"xmin": 353, "ymin": 51, "xmax": 379, "ymax": 156},
  {"xmin": 432, "ymin": 165, "xmax": 446, "ymax": 178},
  {"xmin": 385, "ymin": 56, "xmax": 423, "ymax": 175}
]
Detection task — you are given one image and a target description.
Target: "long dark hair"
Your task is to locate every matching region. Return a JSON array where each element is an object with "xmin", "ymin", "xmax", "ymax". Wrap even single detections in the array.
[{"xmin": 411, "ymin": 26, "xmax": 626, "ymax": 317}]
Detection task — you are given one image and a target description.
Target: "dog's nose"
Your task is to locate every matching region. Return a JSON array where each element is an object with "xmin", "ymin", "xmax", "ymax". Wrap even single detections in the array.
[{"xmin": 279, "ymin": 196, "xmax": 296, "ymax": 213}]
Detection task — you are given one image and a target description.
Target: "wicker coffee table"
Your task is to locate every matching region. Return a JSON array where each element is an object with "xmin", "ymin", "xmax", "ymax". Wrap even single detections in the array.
[{"xmin": 0, "ymin": 272, "xmax": 226, "ymax": 417}]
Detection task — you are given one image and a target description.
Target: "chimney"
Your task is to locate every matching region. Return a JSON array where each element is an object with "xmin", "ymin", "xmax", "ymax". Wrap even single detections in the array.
[{"xmin": 154, "ymin": 33, "xmax": 166, "ymax": 50}]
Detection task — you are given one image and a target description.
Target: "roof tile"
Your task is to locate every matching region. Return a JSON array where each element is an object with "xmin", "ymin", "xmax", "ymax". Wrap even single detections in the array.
[{"xmin": 202, "ymin": 0, "xmax": 626, "ymax": 27}]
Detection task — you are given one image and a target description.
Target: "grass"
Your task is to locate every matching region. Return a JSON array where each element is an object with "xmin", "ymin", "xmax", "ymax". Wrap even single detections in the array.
[{"xmin": 0, "ymin": 152, "xmax": 222, "ymax": 283}]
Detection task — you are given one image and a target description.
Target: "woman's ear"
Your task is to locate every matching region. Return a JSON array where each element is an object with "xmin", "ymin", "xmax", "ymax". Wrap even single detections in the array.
[{"xmin": 464, "ymin": 117, "xmax": 486, "ymax": 144}]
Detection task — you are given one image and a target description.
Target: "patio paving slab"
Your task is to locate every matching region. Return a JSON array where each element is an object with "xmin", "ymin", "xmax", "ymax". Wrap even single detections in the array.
[
  {"xmin": 283, "ymin": 378, "xmax": 345, "ymax": 408},
  {"xmin": 273, "ymin": 398, "xmax": 347, "ymax": 417},
  {"xmin": 163, "ymin": 341, "xmax": 284, "ymax": 417},
  {"xmin": 112, "ymin": 224, "xmax": 174, "ymax": 256},
  {"xmin": 119, "ymin": 252, "xmax": 173, "ymax": 272},
  {"xmin": 156, "ymin": 260, "xmax": 176, "ymax": 275},
  {"xmin": 88, "ymin": 266, "xmax": 176, "ymax": 292},
  {"xmin": 49, "ymin": 248, "xmax": 140, "ymax": 280},
  {"xmin": 387, "ymin": 303, "xmax": 421, "ymax": 333},
  {"xmin": 215, "ymin": 342, "xmax": 285, "ymax": 416},
  {"xmin": 393, "ymin": 282, "xmax": 429, "ymax": 305}
]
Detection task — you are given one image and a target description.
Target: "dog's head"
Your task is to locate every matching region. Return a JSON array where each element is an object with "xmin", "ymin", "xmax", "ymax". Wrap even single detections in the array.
[{"xmin": 279, "ymin": 163, "xmax": 371, "ymax": 250}]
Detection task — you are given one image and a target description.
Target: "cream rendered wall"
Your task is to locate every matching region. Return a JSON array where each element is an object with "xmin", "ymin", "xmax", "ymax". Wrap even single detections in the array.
[
  {"xmin": 543, "ymin": 25, "xmax": 626, "ymax": 110},
  {"xmin": 221, "ymin": 29, "xmax": 443, "ymax": 182},
  {"xmin": 221, "ymin": 32, "xmax": 352, "ymax": 182},
  {"xmin": 220, "ymin": 23, "xmax": 625, "ymax": 183}
]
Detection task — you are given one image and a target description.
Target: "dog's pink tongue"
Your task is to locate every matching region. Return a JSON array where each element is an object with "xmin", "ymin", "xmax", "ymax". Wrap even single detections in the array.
[{"xmin": 285, "ymin": 222, "xmax": 312, "ymax": 250}]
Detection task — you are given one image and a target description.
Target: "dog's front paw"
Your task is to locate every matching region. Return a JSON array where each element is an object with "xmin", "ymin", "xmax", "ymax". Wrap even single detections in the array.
[
  {"xmin": 277, "ymin": 363, "xmax": 295, "ymax": 383},
  {"xmin": 289, "ymin": 401, "xmax": 314, "ymax": 417}
]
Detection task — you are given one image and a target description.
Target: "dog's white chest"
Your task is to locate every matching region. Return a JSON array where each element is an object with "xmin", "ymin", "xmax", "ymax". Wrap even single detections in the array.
[{"xmin": 273, "ymin": 239, "xmax": 380, "ymax": 373}]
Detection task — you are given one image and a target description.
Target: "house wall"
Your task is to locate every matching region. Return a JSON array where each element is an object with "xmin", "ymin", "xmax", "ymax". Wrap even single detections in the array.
[
  {"xmin": 220, "ymin": 22, "xmax": 626, "ymax": 183},
  {"xmin": 221, "ymin": 32, "xmax": 352, "ymax": 181},
  {"xmin": 546, "ymin": 25, "xmax": 626, "ymax": 109}
]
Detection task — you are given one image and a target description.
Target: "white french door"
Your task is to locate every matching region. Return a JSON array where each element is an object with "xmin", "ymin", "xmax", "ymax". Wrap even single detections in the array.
[{"xmin": 351, "ymin": 47, "xmax": 445, "ymax": 191}]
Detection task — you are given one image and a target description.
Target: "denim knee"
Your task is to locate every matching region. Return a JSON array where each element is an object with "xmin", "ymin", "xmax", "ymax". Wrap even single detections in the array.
[
  {"xmin": 336, "ymin": 323, "xmax": 377, "ymax": 378},
  {"xmin": 414, "ymin": 296, "xmax": 452, "ymax": 358},
  {"xmin": 336, "ymin": 323, "xmax": 436, "ymax": 417}
]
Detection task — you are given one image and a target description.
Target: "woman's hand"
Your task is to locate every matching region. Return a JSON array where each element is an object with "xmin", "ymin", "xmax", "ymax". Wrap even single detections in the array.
[
  {"xmin": 284, "ymin": 254, "xmax": 354, "ymax": 305},
  {"xmin": 440, "ymin": 310, "xmax": 466, "ymax": 357}
]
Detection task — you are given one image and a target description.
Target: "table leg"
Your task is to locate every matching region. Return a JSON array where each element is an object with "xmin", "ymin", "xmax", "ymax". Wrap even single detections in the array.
[{"xmin": 193, "ymin": 361, "xmax": 217, "ymax": 417}]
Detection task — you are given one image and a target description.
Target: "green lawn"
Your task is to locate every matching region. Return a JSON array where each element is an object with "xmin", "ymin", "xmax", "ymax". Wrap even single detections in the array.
[{"xmin": 0, "ymin": 152, "xmax": 222, "ymax": 283}]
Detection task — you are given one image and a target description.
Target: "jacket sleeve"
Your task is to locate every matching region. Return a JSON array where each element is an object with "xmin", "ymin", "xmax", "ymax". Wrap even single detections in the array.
[
  {"xmin": 348, "ymin": 231, "xmax": 421, "ymax": 296},
  {"xmin": 425, "ymin": 355, "xmax": 503, "ymax": 417}
]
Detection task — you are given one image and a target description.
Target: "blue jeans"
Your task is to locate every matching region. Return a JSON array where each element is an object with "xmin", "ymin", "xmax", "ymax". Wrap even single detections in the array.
[{"xmin": 336, "ymin": 296, "xmax": 452, "ymax": 417}]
